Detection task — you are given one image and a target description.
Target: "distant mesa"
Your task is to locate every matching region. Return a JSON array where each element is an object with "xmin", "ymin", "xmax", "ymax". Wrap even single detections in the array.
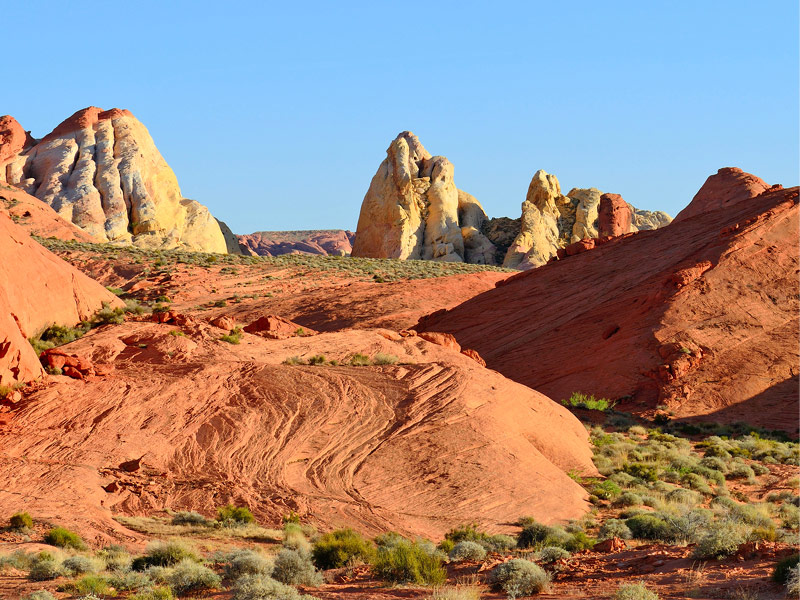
[
  {"xmin": 351, "ymin": 131, "xmax": 671, "ymax": 269},
  {"xmin": 0, "ymin": 107, "xmax": 231, "ymax": 253},
  {"xmin": 238, "ymin": 229, "xmax": 356, "ymax": 257}
]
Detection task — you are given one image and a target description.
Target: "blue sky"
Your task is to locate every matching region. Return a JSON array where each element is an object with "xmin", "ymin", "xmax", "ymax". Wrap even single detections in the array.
[{"xmin": 4, "ymin": 1, "xmax": 798, "ymax": 233}]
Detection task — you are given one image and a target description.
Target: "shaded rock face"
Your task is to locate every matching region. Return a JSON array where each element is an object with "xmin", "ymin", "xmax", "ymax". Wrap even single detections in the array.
[
  {"xmin": 0, "ymin": 107, "xmax": 228, "ymax": 253},
  {"xmin": 418, "ymin": 170, "xmax": 799, "ymax": 432},
  {"xmin": 0, "ymin": 212, "xmax": 123, "ymax": 385},
  {"xmin": 238, "ymin": 230, "xmax": 356, "ymax": 257},
  {"xmin": 352, "ymin": 132, "xmax": 495, "ymax": 263},
  {"xmin": 351, "ymin": 133, "xmax": 671, "ymax": 269}
]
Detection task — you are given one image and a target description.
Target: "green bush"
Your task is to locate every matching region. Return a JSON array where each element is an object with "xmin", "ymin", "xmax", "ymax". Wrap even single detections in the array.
[
  {"xmin": 9, "ymin": 511, "xmax": 33, "ymax": 530},
  {"xmin": 489, "ymin": 558, "xmax": 549, "ymax": 597},
  {"xmin": 562, "ymin": 392, "xmax": 613, "ymax": 411},
  {"xmin": 592, "ymin": 480, "xmax": 622, "ymax": 500},
  {"xmin": 613, "ymin": 582, "xmax": 659, "ymax": 600},
  {"xmin": 372, "ymin": 540, "xmax": 446, "ymax": 585},
  {"xmin": 272, "ymin": 548, "xmax": 322, "ymax": 586},
  {"xmin": 129, "ymin": 587, "xmax": 174, "ymax": 600},
  {"xmin": 307, "ymin": 354, "xmax": 327, "ymax": 365},
  {"xmin": 223, "ymin": 548, "xmax": 273, "ymax": 579},
  {"xmin": 614, "ymin": 492, "xmax": 643, "ymax": 507},
  {"xmin": 22, "ymin": 592, "xmax": 57, "ymax": 600},
  {"xmin": 625, "ymin": 515, "xmax": 673, "ymax": 541},
  {"xmin": 349, "ymin": 353, "xmax": 371, "ymax": 366},
  {"xmin": 448, "ymin": 541, "xmax": 486, "ymax": 562},
  {"xmin": 787, "ymin": 563, "xmax": 800, "ymax": 595},
  {"xmin": 44, "ymin": 526, "xmax": 85, "ymax": 550},
  {"xmin": 28, "ymin": 556, "xmax": 63, "ymax": 581},
  {"xmin": 773, "ymin": 553, "xmax": 800, "ymax": 583},
  {"xmin": 97, "ymin": 544, "xmax": 131, "ymax": 572},
  {"xmin": 131, "ymin": 540, "xmax": 198, "ymax": 570},
  {"xmin": 71, "ymin": 574, "xmax": 113, "ymax": 596},
  {"xmin": 217, "ymin": 504, "xmax": 255, "ymax": 524},
  {"xmin": 622, "ymin": 463, "xmax": 659, "ymax": 482},
  {"xmin": 373, "ymin": 353, "xmax": 398, "ymax": 365},
  {"xmin": 221, "ymin": 327, "xmax": 243, "ymax": 344},
  {"xmin": 312, "ymin": 528, "xmax": 375, "ymax": 569},
  {"xmin": 107, "ymin": 569, "xmax": 151, "ymax": 591},
  {"xmin": 517, "ymin": 521, "xmax": 557, "ymax": 549},
  {"xmin": 727, "ymin": 463, "xmax": 755, "ymax": 480},
  {"xmin": 166, "ymin": 559, "xmax": 221, "ymax": 595},
  {"xmin": 598, "ymin": 519, "xmax": 632, "ymax": 540},
  {"xmin": 563, "ymin": 531, "xmax": 595, "ymax": 552}
]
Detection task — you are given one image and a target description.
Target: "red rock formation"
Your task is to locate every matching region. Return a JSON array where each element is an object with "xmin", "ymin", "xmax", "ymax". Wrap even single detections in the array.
[
  {"xmin": 238, "ymin": 230, "xmax": 356, "ymax": 257},
  {"xmin": 243, "ymin": 314, "xmax": 316, "ymax": 339},
  {"xmin": 0, "ymin": 116, "xmax": 28, "ymax": 165},
  {"xmin": 675, "ymin": 167, "xmax": 771, "ymax": 222},
  {"xmin": 598, "ymin": 193, "xmax": 632, "ymax": 237},
  {"xmin": 41, "ymin": 106, "xmax": 134, "ymax": 142},
  {"xmin": 418, "ymin": 171, "xmax": 799, "ymax": 431},
  {"xmin": 0, "ymin": 185, "xmax": 98, "ymax": 242},
  {"xmin": 418, "ymin": 331, "xmax": 461, "ymax": 352},
  {"xmin": 0, "ymin": 213, "xmax": 123, "ymax": 385}
]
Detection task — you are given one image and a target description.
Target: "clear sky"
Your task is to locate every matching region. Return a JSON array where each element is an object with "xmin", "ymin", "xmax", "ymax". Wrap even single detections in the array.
[{"xmin": 4, "ymin": 1, "xmax": 798, "ymax": 234}]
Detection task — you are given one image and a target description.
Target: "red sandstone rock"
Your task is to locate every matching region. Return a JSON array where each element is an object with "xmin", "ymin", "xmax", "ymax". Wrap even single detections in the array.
[
  {"xmin": 418, "ymin": 176, "xmax": 799, "ymax": 431},
  {"xmin": 565, "ymin": 238, "xmax": 595, "ymax": 256},
  {"xmin": 243, "ymin": 315, "xmax": 315, "ymax": 339},
  {"xmin": 461, "ymin": 348, "xmax": 486, "ymax": 367},
  {"xmin": 594, "ymin": 537, "xmax": 627, "ymax": 552},
  {"xmin": 418, "ymin": 331, "xmax": 461, "ymax": 352},
  {"xmin": 598, "ymin": 193, "xmax": 632, "ymax": 237},
  {"xmin": 675, "ymin": 167, "xmax": 770, "ymax": 222},
  {"xmin": 209, "ymin": 315, "xmax": 236, "ymax": 330},
  {"xmin": 0, "ymin": 115, "xmax": 28, "ymax": 164},
  {"xmin": 238, "ymin": 230, "xmax": 356, "ymax": 257}
]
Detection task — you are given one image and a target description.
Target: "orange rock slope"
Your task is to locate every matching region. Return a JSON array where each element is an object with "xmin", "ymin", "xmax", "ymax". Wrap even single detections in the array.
[
  {"xmin": 419, "ymin": 169, "xmax": 799, "ymax": 432},
  {"xmin": 0, "ymin": 318, "xmax": 596, "ymax": 543},
  {"xmin": 0, "ymin": 213, "xmax": 122, "ymax": 385}
]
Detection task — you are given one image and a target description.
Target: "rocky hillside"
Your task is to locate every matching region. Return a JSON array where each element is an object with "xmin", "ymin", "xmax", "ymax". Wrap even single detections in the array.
[
  {"xmin": 418, "ymin": 168, "xmax": 798, "ymax": 431},
  {"xmin": 0, "ymin": 107, "xmax": 230, "ymax": 253},
  {"xmin": 352, "ymin": 131, "xmax": 670, "ymax": 268},
  {"xmin": 238, "ymin": 229, "xmax": 356, "ymax": 256}
]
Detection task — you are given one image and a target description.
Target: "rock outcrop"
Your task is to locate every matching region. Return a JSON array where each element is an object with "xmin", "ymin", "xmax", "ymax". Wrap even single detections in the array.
[
  {"xmin": 418, "ymin": 169, "xmax": 798, "ymax": 432},
  {"xmin": 0, "ymin": 107, "xmax": 228, "ymax": 253},
  {"xmin": 352, "ymin": 132, "xmax": 495, "ymax": 263},
  {"xmin": 238, "ymin": 230, "xmax": 356, "ymax": 257},
  {"xmin": 598, "ymin": 193, "xmax": 632, "ymax": 237},
  {"xmin": 0, "ymin": 212, "xmax": 123, "ymax": 385},
  {"xmin": 352, "ymin": 133, "xmax": 671, "ymax": 269}
]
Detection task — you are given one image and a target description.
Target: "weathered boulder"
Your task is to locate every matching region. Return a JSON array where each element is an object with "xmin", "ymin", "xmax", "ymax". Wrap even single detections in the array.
[
  {"xmin": 0, "ymin": 107, "xmax": 228, "ymax": 253},
  {"xmin": 243, "ymin": 315, "xmax": 315, "ymax": 340},
  {"xmin": 598, "ymin": 193, "xmax": 632, "ymax": 237}
]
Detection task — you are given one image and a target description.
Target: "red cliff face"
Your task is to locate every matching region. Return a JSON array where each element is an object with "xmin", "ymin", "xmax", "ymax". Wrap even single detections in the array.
[
  {"xmin": 418, "ymin": 170, "xmax": 799, "ymax": 432},
  {"xmin": 0, "ymin": 115, "xmax": 28, "ymax": 165},
  {"xmin": 41, "ymin": 106, "xmax": 134, "ymax": 142}
]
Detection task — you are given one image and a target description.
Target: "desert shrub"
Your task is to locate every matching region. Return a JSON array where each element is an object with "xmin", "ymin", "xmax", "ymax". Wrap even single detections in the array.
[
  {"xmin": 562, "ymin": 392, "xmax": 612, "ymax": 411},
  {"xmin": 625, "ymin": 514, "xmax": 672, "ymax": 541},
  {"xmin": 94, "ymin": 303, "xmax": 125, "ymax": 325},
  {"xmin": 62, "ymin": 555, "xmax": 101, "ymax": 575},
  {"xmin": 627, "ymin": 425, "xmax": 648, "ymax": 437},
  {"xmin": 592, "ymin": 480, "xmax": 622, "ymax": 500},
  {"xmin": 129, "ymin": 587, "xmax": 174, "ymax": 600},
  {"xmin": 613, "ymin": 582, "xmax": 659, "ymax": 600},
  {"xmin": 372, "ymin": 539, "xmax": 446, "ymax": 585},
  {"xmin": 608, "ymin": 472, "xmax": 637, "ymax": 488},
  {"xmin": 221, "ymin": 327, "xmax": 243, "ymax": 344},
  {"xmin": 727, "ymin": 463, "xmax": 755, "ymax": 481},
  {"xmin": 693, "ymin": 522, "xmax": 749, "ymax": 559},
  {"xmin": 437, "ymin": 539, "xmax": 455, "ymax": 554},
  {"xmin": 131, "ymin": 540, "xmax": 198, "ymax": 570},
  {"xmin": 218, "ymin": 504, "xmax": 256, "ymax": 524},
  {"xmin": 751, "ymin": 463, "xmax": 770, "ymax": 475},
  {"xmin": 23, "ymin": 591, "xmax": 57, "ymax": 600},
  {"xmin": 44, "ymin": 526, "xmax": 85, "ymax": 550},
  {"xmin": 223, "ymin": 548, "xmax": 273, "ymax": 579},
  {"xmin": 598, "ymin": 519, "xmax": 632, "ymax": 540},
  {"xmin": 516, "ymin": 522, "xmax": 555, "ymax": 548},
  {"xmin": 166, "ymin": 559, "xmax": 221, "ymax": 595},
  {"xmin": 538, "ymin": 546, "xmax": 570, "ymax": 563},
  {"xmin": 272, "ymin": 548, "xmax": 322, "ymax": 586},
  {"xmin": 373, "ymin": 353, "xmax": 398, "ymax": 365},
  {"xmin": 623, "ymin": 463, "xmax": 659, "ymax": 482},
  {"xmin": 97, "ymin": 544, "xmax": 131, "ymax": 571},
  {"xmin": 28, "ymin": 555, "xmax": 63, "ymax": 581},
  {"xmin": 563, "ymin": 531, "xmax": 595, "ymax": 552},
  {"xmin": 779, "ymin": 504, "xmax": 800, "ymax": 529},
  {"xmin": 489, "ymin": 559, "xmax": 549, "ymax": 597},
  {"xmin": 773, "ymin": 553, "xmax": 800, "ymax": 583},
  {"xmin": 312, "ymin": 528, "xmax": 375, "ymax": 569},
  {"xmin": 282, "ymin": 523, "xmax": 312, "ymax": 554},
  {"xmin": 666, "ymin": 488, "xmax": 701, "ymax": 505},
  {"xmin": 349, "ymin": 353, "xmax": 371, "ymax": 366},
  {"xmin": 448, "ymin": 541, "xmax": 486, "ymax": 562},
  {"xmin": 614, "ymin": 492, "xmax": 643, "ymax": 507},
  {"xmin": 0, "ymin": 549, "xmax": 35, "ymax": 571},
  {"xmin": 481, "ymin": 534, "xmax": 517, "ymax": 552},
  {"xmin": 124, "ymin": 299, "xmax": 147, "ymax": 314},
  {"xmin": 307, "ymin": 354, "xmax": 327, "ymax": 365},
  {"xmin": 9, "ymin": 511, "xmax": 33, "ymax": 530},
  {"xmin": 171, "ymin": 511, "xmax": 209, "ymax": 526},
  {"xmin": 787, "ymin": 563, "xmax": 800, "ymax": 595},
  {"xmin": 107, "ymin": 569, "xmax": 151, "ymax": 591},
  {"xmin": 699, "ymin": 456, "xmax": 728, "ymax": 473},
  {"xmin": 680, "ymin": 472, "xmax": 714, "ymax": 494},
  {"xmin": 232, "ymin": 574, "xmax": 314, "ymax": 600},
  {"xmin": 70, "ymin": 574, "xmax": 113, "ymax": 596}
]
